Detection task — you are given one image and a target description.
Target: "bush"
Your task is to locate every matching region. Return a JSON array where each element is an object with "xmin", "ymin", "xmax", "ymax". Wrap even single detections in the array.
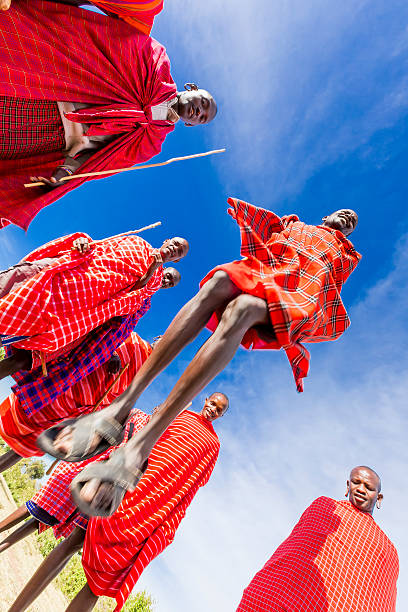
[{"xmin": 0, "ymin": 439, "xmax": 155, "ymax": 610}]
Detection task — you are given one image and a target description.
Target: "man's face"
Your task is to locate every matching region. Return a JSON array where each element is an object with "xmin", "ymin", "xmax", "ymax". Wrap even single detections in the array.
[
  {"xmin": 347, "ymin": 467, "xmax": 382, "ymax": 514},
  {"xmin": 161, "ymin": 267, "xmax": 181, "ymax": 289},
  {"xmin": 322, "ymin": 209, "xmax": 358, "ymax": 236},
  {"xmin": 201, "ymin": 393, "xmax": 228, "ymax": 422},
  {"xmin": 177, "ymin": 88, "xmax": 217, "ymax": 126},
  {"xmin": 159, "ymin": 237, "xmax": 189, "ymax": 263}
]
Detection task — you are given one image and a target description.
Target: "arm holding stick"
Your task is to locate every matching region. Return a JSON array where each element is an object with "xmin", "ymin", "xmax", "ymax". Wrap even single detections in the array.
[{"xmin": 25, "ymin": 149, "xmax": 226, "ymax": 188}]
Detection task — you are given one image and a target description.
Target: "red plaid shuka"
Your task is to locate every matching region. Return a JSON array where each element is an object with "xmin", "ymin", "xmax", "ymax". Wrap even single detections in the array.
[
  {"xmin": 9, "ymin": 311, "xmax": 150, "ymax": 418},
  {"xmin": 29, "ymin": 408, "xmax": 151, "ymax": 537},
  {"xmin": 0, "ymin": 232, "xmax": 163, "ymax": 353},
  {"xmin": 237, "ymin": 496, "xmax": 399, "ymax": 612},
  {"xmin": 201, "ymin": 198, "xmax": 362, "ymax": 391},
  {"xmin": 0, "ymin": 96, "xmax": 65, "ymax": 159},
  {"xmin": 0, "ymin": 332, "xmax": 152, "ymax": 457},
  {"xmin": 0, "ymin": 0, "xmax": 176, "ymax": 230}
]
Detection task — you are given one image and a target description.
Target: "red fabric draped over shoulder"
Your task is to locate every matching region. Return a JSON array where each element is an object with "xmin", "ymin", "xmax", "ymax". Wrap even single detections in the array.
[
  {"xmin": 237, "ymin": 497, "xmax": 399, "ymax": 612},
  {"xmin": 91, "ymin": 0, "xmax": 164, "ymax": 34},
  {"xmin": 201, "ymin": 198, "xmax": 362, "ymax": 392},
  {"xmin": 0, "ymin": 0, "xmax": 176, "ymax": 230}
]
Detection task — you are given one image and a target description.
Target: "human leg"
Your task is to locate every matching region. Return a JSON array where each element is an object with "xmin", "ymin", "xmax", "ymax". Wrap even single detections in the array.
[
  {"xmin": 53, "ymin": 271, "xmax": 241, "ymax": 456},
  {"xmin": 0, "ymin": 517, "xmax": 38, "ymax": 554},
  {"xmin": 0, "ymin": 449, "xmax": 22, "ymax": 473},
  {"xmin": 0, "ymin": 504, "xmax": 30, "ymax": 534},
  {"xmin": 79, "ymin": 293, "xmax": 271, "ymax": 513},
  {"xmin": 0, "ymin": 350, "xmax": 31, "ymax": 381},
  {"xmin": 64, "ymin": 583, "xmax": 99, "ymax": 612},
  {"xmin": 8, "ymin": 526, "xmax": 85, "ymax": 612}
]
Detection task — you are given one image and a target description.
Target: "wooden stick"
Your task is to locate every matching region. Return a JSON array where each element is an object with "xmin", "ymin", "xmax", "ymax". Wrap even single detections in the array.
[
  {"xmin": 40, "ymin": 353, "xmax": 48, "ymax": 378},
  {"xmin": 24, "ymin": 148, "xmax": 226, "ymax": 187},
  {"xmin": 104, "ymin": 221, "xmax": 161, "ymax": 241},
  {"xmin": 46, "ymin": 458, "xmax": 59, "ymax": 476},
  {"xmin": 93, "ymin": 362, "xmax": 130, "ymax": 410}
]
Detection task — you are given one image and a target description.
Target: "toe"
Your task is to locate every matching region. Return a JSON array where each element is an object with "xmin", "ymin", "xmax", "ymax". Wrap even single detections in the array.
[{"xmin": 80, "ymin": 478, "xmax": 101, "ymax": 503}]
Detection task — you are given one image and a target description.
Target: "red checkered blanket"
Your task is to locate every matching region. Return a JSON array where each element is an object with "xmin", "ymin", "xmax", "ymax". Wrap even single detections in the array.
[
  {"xmin": 202, "ymin": 198, "xmax": 361, "ymax": 391},
  {"xmin": 237, "ymin": 497, "xmax": 399, "ymax": 611},
  {"xmin": 0, "ymin": 232, "xmax": 162, "ymax": 353},
  {"xmin": 0, "ymin": 0, "xmax": 176, "ymax": 230}
]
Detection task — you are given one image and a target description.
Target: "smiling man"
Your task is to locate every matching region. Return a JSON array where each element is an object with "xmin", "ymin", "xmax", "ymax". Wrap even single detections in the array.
[
  {"xmin": 237, "ymin": 466, "xmax": 399, "ymax": 612},
  {"xmin": 43, "ymin": 197, "xmax": 362, "ymax": 516},
  {"xmin": 0, "ymin": 393, "xmax": 228, "ymax": 612},
  {"xmin": 0, "ymin": 0, "xmax": 217, "ymax": 230}
]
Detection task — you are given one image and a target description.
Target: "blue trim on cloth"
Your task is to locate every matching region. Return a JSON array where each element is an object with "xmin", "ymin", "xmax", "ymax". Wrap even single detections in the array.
[
  {"xmin": 7, "ymin": 297, "xmax": 151, "ymax": 417},
  {"xmin": 0, "ymin": 335, "xmax": 29, "ymax": 346},
  {"xmin": 26, "ymin": 500, "xmax": 59, "ymax": 526}
]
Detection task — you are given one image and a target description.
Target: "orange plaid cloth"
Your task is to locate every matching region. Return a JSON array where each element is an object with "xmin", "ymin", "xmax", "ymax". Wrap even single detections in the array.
[
  {"xmin": 237, "ymin": 497, "xmax": 399, "ymax": 612},
  {"xmin": 0, "ymin": 232, "xmax": 162, "ymax": 353},
  {"xmin": 201, "ymin": 198, "xmax": 361, "ymax": 391}
]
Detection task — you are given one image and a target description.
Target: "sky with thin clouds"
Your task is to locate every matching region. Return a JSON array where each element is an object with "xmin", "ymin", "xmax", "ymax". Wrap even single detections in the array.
[{"xmin": 1, "ymin": 0, "xmax": 408, "ymax": 610}]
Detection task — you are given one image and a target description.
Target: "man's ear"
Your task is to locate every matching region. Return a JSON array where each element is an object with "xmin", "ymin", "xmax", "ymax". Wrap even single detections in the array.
[{"xmin": 184, "ymin": 82, "xmax": 198, "ymax": 91}]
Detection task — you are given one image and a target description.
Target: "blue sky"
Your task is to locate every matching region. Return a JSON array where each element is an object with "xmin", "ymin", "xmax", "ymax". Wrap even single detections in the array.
[{"xmin": 1, "ymin": 0, "xmax": 408, "ymax": 609}]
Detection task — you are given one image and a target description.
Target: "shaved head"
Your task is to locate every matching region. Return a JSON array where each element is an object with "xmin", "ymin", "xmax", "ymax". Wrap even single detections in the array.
[
  {"xmin": 347, "ymin": 465, "xmax": 383, "ymax": 515},
  {"xmin": 350, "ymin": 465, "xmax": 381, "ymax": 492},
  {"xmin": 201, "ymin": 391, "xmax": 229, "ymax": 422}
]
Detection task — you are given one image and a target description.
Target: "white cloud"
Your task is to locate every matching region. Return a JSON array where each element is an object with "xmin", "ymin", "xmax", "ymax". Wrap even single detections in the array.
[
  {"xmin": 133, "ymin": 234, "xmax": 408, "ymax": 611},
  {"xmin": 158, "ymin": 0, "xmax": 408, "ymax": 204}
]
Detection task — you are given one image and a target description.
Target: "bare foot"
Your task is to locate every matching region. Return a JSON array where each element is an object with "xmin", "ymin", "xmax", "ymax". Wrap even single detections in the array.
[
  {"xmin": 75, "ymin": 449, "xmax": 148, "ymax": 513},
  {"xmin": 0, "ymin": 0, "xmax": 11, "ymax": 10},
  {"xmin": 53, "ymin": 427, "xmax": 102, "ymax": 457},
  {"xmin": 80, "ymin": 479, "xmax": 116, "ymax": 512}
]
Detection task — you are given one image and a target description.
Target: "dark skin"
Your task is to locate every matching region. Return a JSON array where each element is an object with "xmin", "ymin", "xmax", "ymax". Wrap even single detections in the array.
[
  {"xmin": 161, "ymin": 267, "xmax": 181, "ymax": 289},
  {"xmin": 0, "ymin": 237, "xmax": 187, "ymax": 382},
  {"xmin": 346, "ymin": 466, "xmax": 382, "ymax": 515},
  {"xmin": 8, "ymin": 526, "xmax": 86, "ymax": 612},
  {"xmin": 29, "ymin": 83, "xmax": 217, "ymax": 190},
  {"xmin": 52, "ymin": 210, "xmax": 358, "ymax": 514},
  {"xmin": 0, "ymin": 349, "xmax": 129, "ymax": 474},
  {"xmin": 1, "ymin": 396, "xmax": 228, "ymax": 611},
  {"xmin": 75, "ymin": 392, "xmax": 229, "ymax": 531}
]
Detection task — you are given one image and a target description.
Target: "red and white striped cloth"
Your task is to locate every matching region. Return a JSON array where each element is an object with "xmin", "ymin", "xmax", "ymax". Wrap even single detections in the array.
[
  {"xmin": 82, "ymin": 410, "xmax": 220, "ymax": 610},
  {"xmin": 0, "ymin": 332, "xmax": 152, "ymax": 457},
  {"xmin": 0, "ymin": 232, "xmax": 162, "ymax": 353},
  {"xmin": 30, "ymin": 408, "xmax": 151, "ymax": 536},
  {"xmin": 237, "ymin": 496, "xmax": 399, "ymax": 612},
  {"xmin": 30, "ymin": 409, "xmax": 219, "ymax": 611}
]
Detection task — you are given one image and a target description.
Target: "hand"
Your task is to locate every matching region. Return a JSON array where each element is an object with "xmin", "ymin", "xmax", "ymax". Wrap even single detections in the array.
[
  {"xmin": 30, "ymin": 176, "xmax": 64, "ymax": 191},
  {"xmin": 106, "ymin": 353, "xmax": 121, "ymax": 375},
  {"xmin": 0, "ymin": 0, "xmax": 11, "ymax": 10},
  {"xmin": 71, "ymin": 237, "xmax": 90, "ymax": 253},
  {"xmin": 152, "ymin": 251, "xmax": 163, "ymax": 266}
]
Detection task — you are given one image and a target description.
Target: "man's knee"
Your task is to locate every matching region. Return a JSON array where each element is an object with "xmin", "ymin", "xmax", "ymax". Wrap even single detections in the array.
[
  {"xmin": 198, "ymin": 271, "xmax": 238, "ymax": 303},
  {"xmin": 222, "ymin": 293, "xmax": 267, "ymax": 327}
]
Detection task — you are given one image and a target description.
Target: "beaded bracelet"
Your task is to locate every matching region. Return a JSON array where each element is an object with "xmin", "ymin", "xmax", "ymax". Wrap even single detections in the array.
[{"xmin": 56, "ymin": 165, "xmax": 75, "ymax": 175}]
